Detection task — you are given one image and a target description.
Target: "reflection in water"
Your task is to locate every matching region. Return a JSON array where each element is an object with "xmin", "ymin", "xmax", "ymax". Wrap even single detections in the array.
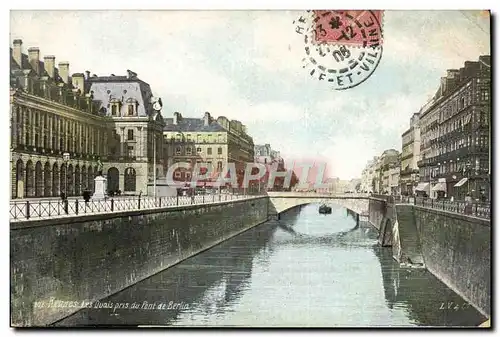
[{"xmin": 57, "ymin": 203, "xmax": 485, "ymax": 327}]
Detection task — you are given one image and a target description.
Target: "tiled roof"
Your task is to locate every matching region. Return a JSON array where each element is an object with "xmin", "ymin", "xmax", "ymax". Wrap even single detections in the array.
[{"xmin": 164, "ymin": 117, "xmax": 226, "ymax": 132}]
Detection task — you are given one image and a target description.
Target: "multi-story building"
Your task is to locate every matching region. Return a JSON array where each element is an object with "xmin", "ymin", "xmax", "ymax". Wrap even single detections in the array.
[
  {"xmin": 360, "ymin": 156, "xmax": 378, "ymax": 193},
  {"xmin": 378, "ymin": 149, "xmax": 400, "ymax": 194},
  {"xmin": 10, "ymin": 39, "xmax": 165, "ymax": 198},
  {"xmin": 254, "ymin": 144, "xmax": 283, "ymax": 166},
  {"xmin": 400, "ymin": 113, "xmax": 421, "ymax": 195},
  {"xmin": 417, "ymin": 55, "xmax": 491, "ymax": 200},
  {"xmin": 416, "ymin": 95, "xmax": 440, "ymax": 197},
  {"xmin": 163, "ymin": 112, "xmax": 255, "ymax": 187},
  {"xmin": 388, "ymin": 163, "xmax": 400, "ymax": 195},
  {"xmin": 254, "ymin": 144, "xmax": 287, "ymax": 191}
]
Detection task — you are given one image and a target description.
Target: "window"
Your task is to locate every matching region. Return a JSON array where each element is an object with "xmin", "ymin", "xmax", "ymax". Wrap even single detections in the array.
[
  {"xmin": 127, "ymin": 129, "xmax": 134, "ymax": 141},
  {"xmin": 128, "ymin": 105, "xmax": 135, "ymax": 116},
  {"xmin": 207, "ymin": 147, "xmax": 212, "ymax": 155},
  {"xmin": 207, "ymin": 134, "xmax": 212, "ymax": 142},
  {"xmin": 218, "ymin": 134, "xmax": 223, "ymax": 143},
  {"xmin": 176, "ymin": 146, "xmax": 181, "ymax": 155},
  {"xmin": 186, "ymin": 172, "xmax": 191, "ymax": 180},
  {"xmin": 176, "ymin": 134, "xmax": 181, "ymax": 142},
  {"xmin": 174, "ymin": 171, "xmax": 181, "ymax": 178},
  {"xmin": 197, "ymin": 134, "xmax": 202, "ymax": 143},
  {"xmin": 480, "ymin": 89, "xmax": 489, "ymax": 101},
  {"xmin": 197, "ymin": 147, "xmax": 202, "ymax": 153},
  {"xmin": 124, "ymin": 167, "xmax": 136, "ymax": 192},
  {"xmin": 217, "ymin": 161, "xmax": 223, "ymax": 171},
  {"xmin": 127, "ymin": 146, "xmax": 134, "ymax": 157},
  {"xmin": 186, "ymin": 147, "xmax": 192, "ymax": 155},
  {"xmin": 111, "ymin": 104, "xmax": 118, "ymax": 116},
  {"xmin": 217, "ymin": 147, "xmax": 222, "ymax": 155},
  {"xmin": 186, "ymin": 134, "xmax": 191, "ymax": 142}
]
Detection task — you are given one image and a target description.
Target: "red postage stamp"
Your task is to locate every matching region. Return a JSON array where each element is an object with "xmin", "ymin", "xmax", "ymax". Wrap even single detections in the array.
[{"xmin": 312, "ymin": 10, "xmax": 384, "ymax": 48}]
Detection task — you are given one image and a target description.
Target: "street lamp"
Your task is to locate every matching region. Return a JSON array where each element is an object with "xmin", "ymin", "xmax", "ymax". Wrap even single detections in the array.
[
  {"xmin": 465, "ymin": 161, "xmax": 472, "ymax": 197},
  {"xmin": 63, "ymin": 152, "xmax": 70, "ymax": 197}
]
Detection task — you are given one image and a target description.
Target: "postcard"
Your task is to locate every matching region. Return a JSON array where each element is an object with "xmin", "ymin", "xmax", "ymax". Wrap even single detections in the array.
[{"xmin": 9, "ymin": 9, "xmax": 491, "ymax": 328}]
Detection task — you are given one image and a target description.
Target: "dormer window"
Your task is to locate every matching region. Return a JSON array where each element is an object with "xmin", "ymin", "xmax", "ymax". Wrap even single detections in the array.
[
  {"xmin": 125, "ymin": 97, "xmax": 139, "ymax": 116},
  {"xmin": 109, "ymin": 98, "xmax": 121, "ymax": 116}
]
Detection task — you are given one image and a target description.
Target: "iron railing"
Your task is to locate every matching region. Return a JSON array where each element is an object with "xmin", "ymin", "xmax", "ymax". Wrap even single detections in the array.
[
  {"xmin": 10, "ymin": 192, "xmax": 263, "ymax": 222},
  {"xmin": 393, "ymin": 196, "xmax": 490, "ymax": 220}
]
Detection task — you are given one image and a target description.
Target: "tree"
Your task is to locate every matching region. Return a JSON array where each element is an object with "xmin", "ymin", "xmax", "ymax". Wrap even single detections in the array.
[{"xmin": 355, "ymin": 182, "xmax": 361, "ymax": 192}]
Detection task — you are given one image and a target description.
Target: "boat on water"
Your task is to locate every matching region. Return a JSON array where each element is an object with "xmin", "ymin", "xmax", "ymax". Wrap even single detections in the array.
[{"xmin": 319, "ymin": 204, "xmax": 332, "ymax": 214}]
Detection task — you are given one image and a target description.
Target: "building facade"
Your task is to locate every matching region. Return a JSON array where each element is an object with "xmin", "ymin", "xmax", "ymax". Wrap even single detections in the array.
[
  {"xmin": 163, "ymin": 112, "xmax": 255, "ymax": 187},
  {"xmin": 417, "ymin": 55, "xmax": 491, "ymax": 200},
  {"xmin": 400, "ymin": 113, "xmax": 421, "ymax": 195},
  {"xmin": 388, "ymin": 163, "xmax": 400, "ymax": 195},
  {"xmin": 360, "ymin": 156, "xmax": 379, "ymax": 193},
  {"xmin": 10, "ymin": 39, "xmax": 164, "ymax": 199},
  {"xmin": 254, "ymin": 144, "xmax": 283, "ymax": 166},
  {"xmin": 377, "ymin": 149, "xmax": 400, "ymax": 194}
]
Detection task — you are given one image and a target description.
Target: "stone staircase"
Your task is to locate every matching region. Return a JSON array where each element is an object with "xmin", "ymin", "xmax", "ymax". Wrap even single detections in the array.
[{"xmin": 394, "ymin": 205, "xmax": 424, "ymax": 266}]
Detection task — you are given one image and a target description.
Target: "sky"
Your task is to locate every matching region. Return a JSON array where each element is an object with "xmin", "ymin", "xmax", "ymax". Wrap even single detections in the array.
[{"xmin": 9, "ymin": 10, "xmax": 490, "ymax": 180}]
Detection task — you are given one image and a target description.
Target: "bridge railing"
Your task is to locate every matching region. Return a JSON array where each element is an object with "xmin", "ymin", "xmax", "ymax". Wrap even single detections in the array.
[
  {"xmin": 9, "ymin": 192, "xmax": 262, "ymax": 222},
  {"xmin": 393, "ymin": 196, "xmax": 490, "ymax": 220}
]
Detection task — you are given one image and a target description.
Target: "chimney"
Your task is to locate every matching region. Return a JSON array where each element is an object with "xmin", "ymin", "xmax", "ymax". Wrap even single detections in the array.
[
  {"xmin": 13, "ymin": 39, "xmax": 23, "ymax": 67},
  {"xmin": 85, "ymin": 70, "xmax": 90, "ymax": 79},
  {"xmin": 446, "ymin": 69, "xmax": 459, "ymax": 79},
  {"xmin": 203, "ymin": 112, "xmax": 211, "ymax": 126},
  {"xmin": 28, "ymin": 47, "xmax": 40, "ymax": 75},
  {"xmin": 71, "ymin": 73, "xmax": 85, "ymax": 94},
  {"xmin": 126, "ymin": 69, "xmax": 137, "ymax": 79},
  {"xmin": 44, "ymin": 55, "xmax": 55, "ymax": 78},
  {"xmin": 58, "ymin": 62, "xmax": 70, "ymax": 84},
  {"xmin": 173, "ymin": 112, "xmax": 181, "ymax": 125},
  {"xmin": 440, "ymin": 77, "xmax": 447, "ymax": 96}
]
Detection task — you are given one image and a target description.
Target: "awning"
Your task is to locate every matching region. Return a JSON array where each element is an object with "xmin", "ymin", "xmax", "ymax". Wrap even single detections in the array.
[
  {"xmin": 415, "ymin": 183, "xmax": 429, "ymax": 191},
  {"xmin": 431, "ymin": 182, "xmax": 447, "ymax": 191},
  {"xmin": 454, "ymin": 178, "xmax": 468, "ymax": 187}
]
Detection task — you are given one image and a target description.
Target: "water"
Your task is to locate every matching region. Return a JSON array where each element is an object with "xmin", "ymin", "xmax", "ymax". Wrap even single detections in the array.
[{"xmin": 56, "ymin": 204, "xmax": 486, "ymax": 327}]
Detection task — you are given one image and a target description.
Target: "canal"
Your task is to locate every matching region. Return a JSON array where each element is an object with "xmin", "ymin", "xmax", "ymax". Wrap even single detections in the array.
[{"xmin": 56, "ymin": 203, "xmax": 485, "ymax": 327}]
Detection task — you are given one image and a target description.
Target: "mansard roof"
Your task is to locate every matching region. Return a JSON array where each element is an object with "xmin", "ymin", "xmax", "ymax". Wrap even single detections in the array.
[{"xmin": 163, "ymin": 117, "xmax": 226, "ymax": 132}]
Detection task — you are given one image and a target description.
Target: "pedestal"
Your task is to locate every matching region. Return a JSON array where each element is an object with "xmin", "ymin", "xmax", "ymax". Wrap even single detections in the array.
[{"xmin": 93, "ymin": 175, "xmax": 107, "ymax": 200}]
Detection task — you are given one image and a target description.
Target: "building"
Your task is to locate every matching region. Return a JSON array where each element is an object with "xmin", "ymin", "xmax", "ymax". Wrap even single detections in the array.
[
  {"xmin": 254, "ymin": 144, "xmax": 283, "ymax": 166},
  {"xmin": 400, "ymin": 113, "xmax": 421, "ymax": 195},
  {"xmin": 377, "ymin": 149, "xmax": 400, "ymax": 194},
  {"xmin": 88, "ymin": 71, "xmax": 165, "ymax": 195},
  {"xmin": 388, "ymin": 163, "xmax": 400, "ymax": 195},
  {"xmin": 360, "ymin": 156, "xmax": 379, "ymax": 193},
  {"xmin": 10, "ymin": 39, "xmax": 165, "ymax": 199},
  {"xmin": 347, "ymin": 178, "xmax": 361, "ymax": 192},
  {"xmin": 417, "ymin": 56, "xmax": 491, "ymax": 200},
  {"xmin": 254, "ymin": 144, "xmax": 289, "ymax": 191},
  {"xmin": 163, "ymin": 112, "xmax": 255, "ymax": 188}
]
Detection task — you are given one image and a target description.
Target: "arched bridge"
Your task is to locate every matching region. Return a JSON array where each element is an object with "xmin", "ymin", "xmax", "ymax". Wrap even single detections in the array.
[{"xmin": 267, "ymin": 192, "xmax": 370, "ymax": 218}]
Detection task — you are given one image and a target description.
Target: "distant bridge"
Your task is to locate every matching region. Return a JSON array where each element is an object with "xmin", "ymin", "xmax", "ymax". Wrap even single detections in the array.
[{"xmin": 267, "ymin": 192, "xmax": 370, "ymax": 219}]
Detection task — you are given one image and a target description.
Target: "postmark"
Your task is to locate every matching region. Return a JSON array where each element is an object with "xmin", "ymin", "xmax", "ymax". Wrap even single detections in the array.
[{"xmin": 293, "ymin": 10, "xmax": 384, "ymax": 90}]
